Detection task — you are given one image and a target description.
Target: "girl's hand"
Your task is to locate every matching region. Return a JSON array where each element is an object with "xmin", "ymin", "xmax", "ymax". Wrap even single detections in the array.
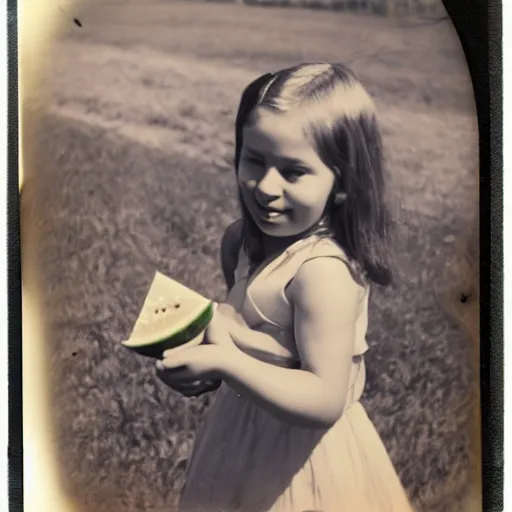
[
  {"xmin": 156, "ymin": 344, "xmax": 224, "ymax": 382},
  {"xmin": 155, "ymin": 304, "xmax": 243, "ymax": 394},
  {"xmin": 156, "ymin": 306, "xmax": 239, "ymax": 379}
]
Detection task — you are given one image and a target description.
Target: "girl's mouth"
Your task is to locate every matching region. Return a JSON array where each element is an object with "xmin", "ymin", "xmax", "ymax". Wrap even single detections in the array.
[
  {"xmin": 256, "ymin": 203, "xmax": 291, "ymax": 221},
  {"xmin": 262, "ymin": 210, "xmax": 284, "ymax": 219}
]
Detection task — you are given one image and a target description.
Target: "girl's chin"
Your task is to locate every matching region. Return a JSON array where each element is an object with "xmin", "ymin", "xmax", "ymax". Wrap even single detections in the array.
[
  {"xmin": 254, "ymin": 218, "xmax": 306, "ymax": 238},
  {"xmin": 252, "ymin": 215, "xmax": 326, "ymax": 240}
]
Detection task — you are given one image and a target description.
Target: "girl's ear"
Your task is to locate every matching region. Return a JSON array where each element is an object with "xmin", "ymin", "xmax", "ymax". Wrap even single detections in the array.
[{"xmin": 328, "ymin": 169, "xmax": 346, "ymax": 206}]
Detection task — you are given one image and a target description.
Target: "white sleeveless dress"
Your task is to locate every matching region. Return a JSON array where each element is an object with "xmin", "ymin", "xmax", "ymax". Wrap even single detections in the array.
[{"xmin": 179, "ymin": 234, "xmax": 414, "ymax": 512}]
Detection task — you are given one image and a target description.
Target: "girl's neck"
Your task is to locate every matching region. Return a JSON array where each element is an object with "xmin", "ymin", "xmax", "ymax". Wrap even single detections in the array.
[
  {"xmin": 261, "ymin": 233, "xmax": 300, "ymax": 259},
  {"xmin": 260, "ymin": 219, "xmax": 329, "ymax": 259}
]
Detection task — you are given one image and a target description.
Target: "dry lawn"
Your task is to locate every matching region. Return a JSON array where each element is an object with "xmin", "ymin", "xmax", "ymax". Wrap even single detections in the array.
[{"xmin": 22, "ymin": 1, "xmax": 481, "ymax": 511}]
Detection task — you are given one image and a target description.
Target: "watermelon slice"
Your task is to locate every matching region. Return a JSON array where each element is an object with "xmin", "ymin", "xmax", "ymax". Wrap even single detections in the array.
[{"xmin": 122, "ymin": 271, "xmax": 215, "ymax": 359}]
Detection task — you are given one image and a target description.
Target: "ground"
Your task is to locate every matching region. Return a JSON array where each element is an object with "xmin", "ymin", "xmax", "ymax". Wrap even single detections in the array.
[{"xmin": 22, "ymin": 1, "xmax": 480, "ymax": 510}]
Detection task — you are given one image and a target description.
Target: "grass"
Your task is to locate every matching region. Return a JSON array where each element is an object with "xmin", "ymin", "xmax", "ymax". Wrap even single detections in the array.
[
  {"xmin": 195, "ymin": 0, "xmax": 447, "ymax": 16},
  {"xmin": 22, "ymin": 1, "xmax": 480, "ymax": 510}
]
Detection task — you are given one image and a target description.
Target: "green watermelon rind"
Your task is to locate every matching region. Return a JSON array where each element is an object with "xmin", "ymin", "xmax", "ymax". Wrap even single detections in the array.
[{"xmin": 124, "ymin": 301, "xmax": 215, "ymax": 359}]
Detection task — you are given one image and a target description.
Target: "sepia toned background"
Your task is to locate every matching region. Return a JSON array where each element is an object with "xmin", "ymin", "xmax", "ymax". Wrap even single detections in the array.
[{"xmin": 21, "ymin": 0, "xmax": 480, "ymax": 510}]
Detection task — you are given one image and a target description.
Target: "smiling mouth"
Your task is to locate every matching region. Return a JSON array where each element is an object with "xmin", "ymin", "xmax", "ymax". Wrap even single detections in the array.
[
  {"xmin": 255, "ymin": 203, "xmax": 291, "ymax": 220},
  {"xmin": 262, "ymin": 210, "xmax": 285, "ymax": 219}
]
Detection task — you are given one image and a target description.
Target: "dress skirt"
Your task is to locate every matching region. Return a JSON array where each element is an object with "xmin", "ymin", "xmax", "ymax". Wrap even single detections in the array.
[{"xmin": 179, "ymin": 383, "xmax": 413, "ymax": 512}]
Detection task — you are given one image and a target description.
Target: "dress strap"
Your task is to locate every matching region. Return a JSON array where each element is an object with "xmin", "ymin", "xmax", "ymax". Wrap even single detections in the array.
[{"xmin": 276, "ymin": 236, "xmax": 364, "ymax": 302}]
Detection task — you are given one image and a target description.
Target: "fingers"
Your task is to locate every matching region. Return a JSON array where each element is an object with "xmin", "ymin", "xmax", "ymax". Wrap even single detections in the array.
[
  {"xmin": 160, "ymin": 345, "xmax": 204, "ymax": 362},
  {"xmin": 156, "ymin": 344, "xmax": 221, "ymax": 385},
  {"xmin": 156, "ymin": 345, "xmax": 211, "ymax": 381},
  {"xmin": 161, "ymin": 348, "xmax": 186, "ymax": 361},
  {"xmin": 160, "ymin": 344, "xmax": 215, "ymax": 366},
  {"xmin": 157, "ymin": 351, "xmax": 190, "ymax": 370}
]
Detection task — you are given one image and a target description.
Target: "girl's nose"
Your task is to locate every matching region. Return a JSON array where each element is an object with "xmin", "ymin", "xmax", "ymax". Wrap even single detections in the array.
[{"xmin": 255, "ymin": 167, "xmax": 281, "ymax": 203}]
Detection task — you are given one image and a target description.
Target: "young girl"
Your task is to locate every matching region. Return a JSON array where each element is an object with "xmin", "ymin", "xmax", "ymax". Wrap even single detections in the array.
[{"xmin": 156, "ymin": 63, "xmax": 414, "ymax": 512}]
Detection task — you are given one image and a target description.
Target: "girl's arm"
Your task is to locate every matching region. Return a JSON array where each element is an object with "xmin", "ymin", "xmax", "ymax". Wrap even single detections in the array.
[{"xmin": 218, "ymin": 257, "xmax": 362, "ymax": 429}]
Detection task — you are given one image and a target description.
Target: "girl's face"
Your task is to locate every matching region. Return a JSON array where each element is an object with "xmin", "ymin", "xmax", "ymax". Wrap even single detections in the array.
[{"xmin": 238, "ymin": 108, "xmax": 335, "ymax": 239}]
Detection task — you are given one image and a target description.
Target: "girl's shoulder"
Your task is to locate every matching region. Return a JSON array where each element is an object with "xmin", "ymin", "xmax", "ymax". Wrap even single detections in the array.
[
  {"xmin": 285, "ymin": 235, "xmax": 368, "ymax": 305},
  {"xmin": 311, "ymin": 236, "xmax": 368, "ymax": 289},
  {"xmin": 297, "ymin": 235, "xmax": 351, "ymax": 269}
]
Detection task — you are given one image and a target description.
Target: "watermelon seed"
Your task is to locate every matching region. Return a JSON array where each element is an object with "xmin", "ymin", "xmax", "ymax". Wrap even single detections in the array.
[
  {"xmin": 174, "ymin": 303, "xmax": 180, "ymax": 309},
  {"xmin": 162, "ymin": 308, "xmax": 166, "ymax": 313}
]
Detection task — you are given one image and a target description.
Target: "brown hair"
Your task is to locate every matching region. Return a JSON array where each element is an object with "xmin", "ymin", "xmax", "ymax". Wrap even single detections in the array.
[{"xmin": 234, "ymin": 63, "xmax": 393, "ymax": 287}]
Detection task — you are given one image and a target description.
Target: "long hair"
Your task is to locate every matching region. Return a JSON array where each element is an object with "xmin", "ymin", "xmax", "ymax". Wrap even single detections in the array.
[{"xmin": 234, "ymin": 63, "xmax": 393, "ymax": 287}]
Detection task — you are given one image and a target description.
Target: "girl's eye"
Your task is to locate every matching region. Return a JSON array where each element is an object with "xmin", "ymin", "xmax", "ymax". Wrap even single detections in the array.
[{"xmin": 281, "ymin": 168, "xmax": 306, "ymax": 182}]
